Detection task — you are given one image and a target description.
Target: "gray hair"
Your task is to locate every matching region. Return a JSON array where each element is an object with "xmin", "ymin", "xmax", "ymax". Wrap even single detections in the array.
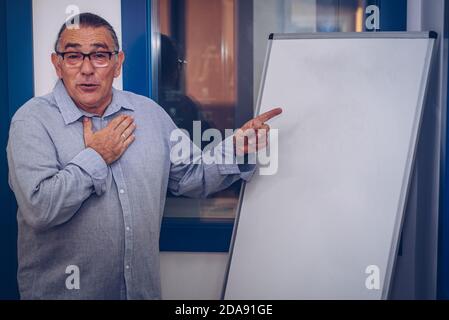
[{"xmin": 54, "ymin": 12, "xmax": 120, "ymax": 52}]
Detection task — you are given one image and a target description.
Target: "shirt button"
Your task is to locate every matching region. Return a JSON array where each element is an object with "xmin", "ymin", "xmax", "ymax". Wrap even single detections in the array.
[
  {"xmin": 126, "ymin": 227, "xmax": 131, "ymax": 232},
  {"xmin": 126, "ymin": 265, "xmax": 130, "ymax": 270},
  {"xmin": 119, "ymin": 189, "xmax": 125, "ymax": 194}
]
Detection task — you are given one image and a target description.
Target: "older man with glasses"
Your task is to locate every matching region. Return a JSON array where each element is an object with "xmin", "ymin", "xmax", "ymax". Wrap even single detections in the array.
[{"xmin": 7, "ymin": 12, "xmax": 282, "ymax": 300}]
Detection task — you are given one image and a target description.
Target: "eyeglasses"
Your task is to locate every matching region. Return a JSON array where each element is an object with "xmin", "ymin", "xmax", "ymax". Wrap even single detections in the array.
[{"xmin": 56, "ymin": 51, "xmax": 119, "ymax": 68}]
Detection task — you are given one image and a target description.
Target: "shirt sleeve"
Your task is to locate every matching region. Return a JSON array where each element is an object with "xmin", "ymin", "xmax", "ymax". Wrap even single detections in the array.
[
  {"xmin": 7, "ymin": 119, "xmax": 108, "ymax": 231},
  {"xmin": 167, "ymin": 125, "xmax": 257, "ymax": 198}
]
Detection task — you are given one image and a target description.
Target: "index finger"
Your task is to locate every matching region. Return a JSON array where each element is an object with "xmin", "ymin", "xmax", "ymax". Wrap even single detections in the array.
[{"xmin": 256, "ymin": 108, "xmax": 283, "ymax": 123}]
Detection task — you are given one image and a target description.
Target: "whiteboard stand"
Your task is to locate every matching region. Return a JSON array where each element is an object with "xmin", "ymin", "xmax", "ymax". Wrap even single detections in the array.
[{"xmin": 223, "ymin": 32, "xmax": 436, "ymax": 300}]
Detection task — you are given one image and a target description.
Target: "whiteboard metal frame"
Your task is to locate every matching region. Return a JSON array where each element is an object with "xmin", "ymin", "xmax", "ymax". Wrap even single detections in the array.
[{"xmin": 222, "ymin": 32, "xmax": 437, "ymax": 300}]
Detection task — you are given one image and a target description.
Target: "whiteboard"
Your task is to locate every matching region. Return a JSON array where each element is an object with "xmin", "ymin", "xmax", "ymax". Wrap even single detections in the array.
[{"xmin": 223, "ymin": 32, "xmax": 436, "ymax": 300}]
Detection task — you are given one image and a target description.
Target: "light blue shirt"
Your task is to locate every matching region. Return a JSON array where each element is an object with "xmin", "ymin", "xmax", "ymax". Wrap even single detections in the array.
[{"xmin": 7, "ymin": 80, "xmax": 255, "ymax": 300}]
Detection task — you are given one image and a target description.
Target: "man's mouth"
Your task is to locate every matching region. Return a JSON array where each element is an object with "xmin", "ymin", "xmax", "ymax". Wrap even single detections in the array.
[{"xmin": 78, "ymin": 84, "xmax": 100, "ymax": 91}]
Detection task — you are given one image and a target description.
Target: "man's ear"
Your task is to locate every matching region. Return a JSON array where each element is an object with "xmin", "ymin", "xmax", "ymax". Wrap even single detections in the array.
[
  {"xmin": 51, "ymin": 53, "xmax": 63, "ymax": 79},
  {"xmin": 114, "ymin": 51, "xmax": 125, "ymax": 78}
]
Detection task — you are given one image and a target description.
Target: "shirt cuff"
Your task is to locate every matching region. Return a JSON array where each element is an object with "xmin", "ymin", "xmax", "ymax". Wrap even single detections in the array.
[
  {"xmin": 214, "ymin": 136, "xmax": 257, "ymax": 181},
  {"xmin": 69, "ymin": 148, "xmax": 108, "ymax": 195},
  {"xmin": 238, "ymin": 164, "xmax": 257, "ymax": 181}
]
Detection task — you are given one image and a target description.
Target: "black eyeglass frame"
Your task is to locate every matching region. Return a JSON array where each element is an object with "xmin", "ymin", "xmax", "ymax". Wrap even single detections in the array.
[{"xmin": 55, "ymin": 51, "xmax": 119, "ymax": 65}]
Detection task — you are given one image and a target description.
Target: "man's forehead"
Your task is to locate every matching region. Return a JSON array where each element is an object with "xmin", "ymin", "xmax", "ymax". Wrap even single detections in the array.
[{"xmin": 59, "ymin": 26, "xmax": 114, "ymax": 49}]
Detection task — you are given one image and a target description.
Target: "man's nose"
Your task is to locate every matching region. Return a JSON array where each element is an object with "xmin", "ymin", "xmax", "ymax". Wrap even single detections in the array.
[{"xmin": 80, "ymin": 56, "xmax": 95, "ymax": 75}]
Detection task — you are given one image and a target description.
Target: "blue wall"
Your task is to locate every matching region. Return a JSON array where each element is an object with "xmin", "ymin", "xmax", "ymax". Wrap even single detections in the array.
[
  {"xmin": 121, "ymin": 0, "xmax": 153, "ymax": 98},
  {"xmin": 365, "ymin": 0, "xmax": 407, "ymax": 31},
  {"xmin": 0, "ymin": 0, "xmax": 16, "ymax": 299},
  {"xmin": 438, "ymin": 1, "xmax": 449, "ymax": 300},
  {"xmin": 0, "ymin": 0, "xmax": 34, "ymax": 299},
  {"xmin": 379, "ymin": 0, "xmax": 407, "ymax": 32}
]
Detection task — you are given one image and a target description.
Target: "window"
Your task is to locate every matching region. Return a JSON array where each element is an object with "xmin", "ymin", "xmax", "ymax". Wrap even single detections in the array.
[{"xmin": 155, "ymin": 0, "xmax": 368, "ymax": 251}]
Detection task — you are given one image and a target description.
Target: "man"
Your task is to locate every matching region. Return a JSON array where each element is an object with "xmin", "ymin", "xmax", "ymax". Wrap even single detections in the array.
[{"xmin": 7, "ymin": 13, "xmax": 282, "ymax": 299}]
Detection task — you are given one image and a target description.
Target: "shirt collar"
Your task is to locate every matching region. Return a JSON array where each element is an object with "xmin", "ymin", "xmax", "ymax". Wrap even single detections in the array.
[{"xmin": 53, "ymin": 79, "xmax": 135, "ymax": 125}]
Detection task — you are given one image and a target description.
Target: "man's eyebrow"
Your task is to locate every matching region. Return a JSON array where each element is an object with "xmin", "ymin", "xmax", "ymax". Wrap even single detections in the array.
[
  {"xmin": 91, "ymin": 42, "xmax": 110, "ymax": 50},
  {"xmin": 64, "ymin": 43, "xmax": 82, "ymax": 50},
  {"xmin": 62, "ymin": 42, "xmax": 112, "ymax": 52}
]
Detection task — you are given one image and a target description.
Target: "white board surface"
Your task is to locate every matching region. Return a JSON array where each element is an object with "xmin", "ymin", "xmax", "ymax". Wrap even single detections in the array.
[{"xmin": 224, "ymin": 32, "xmax": 435, "ymax": 300}]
